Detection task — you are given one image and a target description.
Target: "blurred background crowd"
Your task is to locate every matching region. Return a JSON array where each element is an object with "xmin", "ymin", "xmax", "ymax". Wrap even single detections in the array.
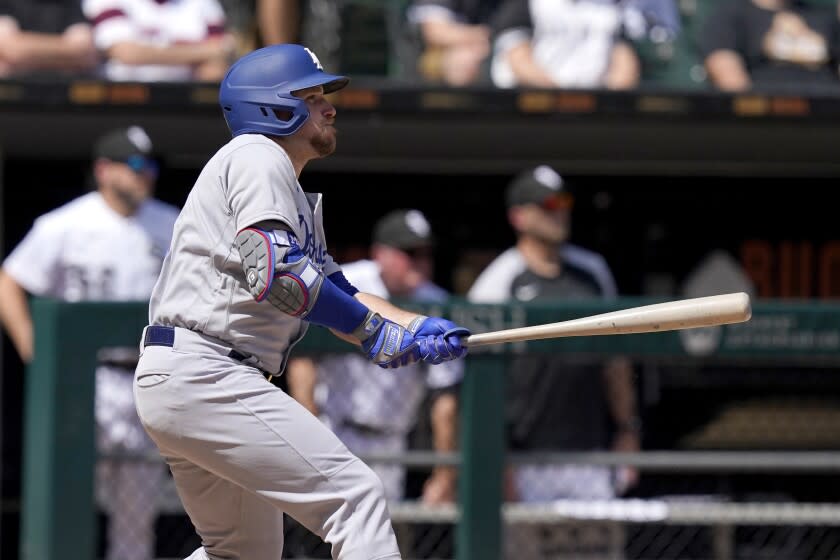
[{"xmin": 4, "ymin": 0, "xmax": 840, "ymax": 93}]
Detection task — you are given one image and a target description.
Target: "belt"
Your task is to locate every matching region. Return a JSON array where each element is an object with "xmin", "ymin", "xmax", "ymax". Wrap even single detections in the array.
[{"xmin": 142, "ymin": 325, "xmax": 275, "ymax": 382}]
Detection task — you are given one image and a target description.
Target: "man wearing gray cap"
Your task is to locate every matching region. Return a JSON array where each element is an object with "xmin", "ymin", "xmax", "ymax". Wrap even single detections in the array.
[
  {"xmin": 467, "ymin": 165, "xmax": 640, "ymax": 559},
  {"xmin": 286, "ymin": 209, "xmax": 462, "ymax": 506},
  {"xmin": 0, "ymin": 125, "xmax": 178, "ymax": 560}
]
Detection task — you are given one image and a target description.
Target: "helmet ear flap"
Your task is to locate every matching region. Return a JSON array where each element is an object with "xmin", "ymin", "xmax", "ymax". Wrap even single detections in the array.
[
  {"xmin": 221, "ymin": 93, "xmax": 310, "ymax": 137},
  {"xmin": 272, "ymin": 108, "xmax": 294, "ymax": 122}
]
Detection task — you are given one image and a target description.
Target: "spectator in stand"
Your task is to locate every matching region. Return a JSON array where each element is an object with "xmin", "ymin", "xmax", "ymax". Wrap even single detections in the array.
[
  {"xmin": 406, "ymin": 0, "xmax": 503, "ymax": 86},
  {"xmin": 82, "ymin": 0, "xmax": 237, "ymax": 82},
  {"xmin": 489, "ymin": 0, "xmax": 677, "ymax": 90},
  {"xmin": 700, "ymin": 0, "xmax": 840, "ymax": 92},
  {"xmin": 0, "ymin": 0, "xmax": 98, "ymax": 77}
]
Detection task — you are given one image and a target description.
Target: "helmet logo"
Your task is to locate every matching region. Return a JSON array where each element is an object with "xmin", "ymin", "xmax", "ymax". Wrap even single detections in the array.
[{"xmin": 304, "ymin": 47, "xmax": 324, "ymax": 70}]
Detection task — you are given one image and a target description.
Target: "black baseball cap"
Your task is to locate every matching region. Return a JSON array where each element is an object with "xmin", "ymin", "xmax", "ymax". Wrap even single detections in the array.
[
  {"xmin": 93, "ymin": 125, "xmax": 154, "ymax": 162},
  {"xmin": 372, "ymin": 209, "xmax": 435, "ymax": 250},
  {"xmin": 505, "ymin": 164, "xmax": 573, "ymax": 209}
]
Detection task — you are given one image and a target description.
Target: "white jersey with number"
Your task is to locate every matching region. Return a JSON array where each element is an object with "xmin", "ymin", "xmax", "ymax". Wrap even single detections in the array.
[
  {"xmin": 314, "ymin": 259, "xmax": 464, "ymax": 435},
  {"xmin": 2, "ymin": 188, "xmax": 178, "ymax": 560},
  {"xmin": 2, "ymin": 191, "xmax": 178, "ymax": 301},
  {"xmin": 150, "ymin": 134, "xmax": 342, "ymax": 374}
]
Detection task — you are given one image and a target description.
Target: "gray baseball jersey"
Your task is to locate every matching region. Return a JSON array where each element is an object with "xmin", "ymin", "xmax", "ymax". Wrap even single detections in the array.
[{"xmin": 149, "ymin": 133, "xmax": 342, "ymax": 374}]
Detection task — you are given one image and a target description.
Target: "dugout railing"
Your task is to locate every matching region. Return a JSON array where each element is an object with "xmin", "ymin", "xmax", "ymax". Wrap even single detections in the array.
[{"xmin": 19, "ymin": 297, "xmax": 840, "ymax": 560}]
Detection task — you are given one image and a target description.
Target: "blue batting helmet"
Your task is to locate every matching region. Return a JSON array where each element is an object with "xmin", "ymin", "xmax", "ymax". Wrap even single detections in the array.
[{"xmin": 219, "ymin": 44, "xmax": 349, "ymax": 137}]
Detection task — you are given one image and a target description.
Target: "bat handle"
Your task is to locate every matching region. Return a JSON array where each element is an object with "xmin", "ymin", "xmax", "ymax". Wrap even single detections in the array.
[{"xmin": 461, "ymin": 335, "xmax": 485, "ymax": 348}]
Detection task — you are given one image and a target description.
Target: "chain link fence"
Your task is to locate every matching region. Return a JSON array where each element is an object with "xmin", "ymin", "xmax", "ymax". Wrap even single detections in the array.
[
  {"xmin": 94, "ymin": 450, "xmax": 840, "ymax": 560},
  {"xmin": 92, "ymin": 358, "xmax": 840, "ymax": 559},
  {"xmin": 94, "ymin": 452, "xmax": 459, "ymax": 559}
]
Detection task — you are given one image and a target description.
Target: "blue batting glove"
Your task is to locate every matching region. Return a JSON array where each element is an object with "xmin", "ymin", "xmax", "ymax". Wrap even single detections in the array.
[
  {"xmin": 413, "ymin": 316, "xmax": 471, "ymax": 364},
  {"xmin": 414, "ymin": 316, "xmax": 459, "ymax": 337},
  {"xmin": 355, "ymin": 311, "xmax": 422, "ymax": 369}
]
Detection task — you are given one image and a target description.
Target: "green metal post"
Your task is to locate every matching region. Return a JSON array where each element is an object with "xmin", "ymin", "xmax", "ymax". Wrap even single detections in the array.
[
  {"xmin": 20, "ymin": 300, "xmax": 147, "ymax": 560},
  {"xmin": 457, "ymin": 353, "xmax": 505, "ymax": 560}
]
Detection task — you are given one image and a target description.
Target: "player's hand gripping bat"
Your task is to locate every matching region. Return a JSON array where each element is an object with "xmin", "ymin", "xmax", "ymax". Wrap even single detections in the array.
[{"xmin": 462, "ymin": 292, "xmax": 751, "ymax": 348}]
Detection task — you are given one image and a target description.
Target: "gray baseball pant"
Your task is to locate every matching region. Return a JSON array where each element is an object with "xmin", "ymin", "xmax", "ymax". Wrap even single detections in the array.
[{"xmin": 133, "ymin": 326, "xmax": 402, "ymax": 560}]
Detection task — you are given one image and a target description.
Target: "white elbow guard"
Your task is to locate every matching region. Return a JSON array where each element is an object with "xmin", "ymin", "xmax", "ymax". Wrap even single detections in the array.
[{"xmin": 235, "ymin": 227, "xmax": 325, "ymax": 317}]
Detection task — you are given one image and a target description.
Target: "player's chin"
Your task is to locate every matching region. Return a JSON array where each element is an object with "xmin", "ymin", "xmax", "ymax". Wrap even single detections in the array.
[{"xmin": 311, "ymin": 133, "xmax": 337, "ymax": 157}]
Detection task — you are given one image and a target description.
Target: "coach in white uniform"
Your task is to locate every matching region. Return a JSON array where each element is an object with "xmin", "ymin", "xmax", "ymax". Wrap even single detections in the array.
[
  {"xmin": 0, "ymin": 126, "xmax": 178, "ymax": 560},
  {"xmin": 133, "ymin": 44, "xmax": 470, "ymax": 560},
  {"xmin": 287, "ymin": 209, "xmax": 462, "ymax": 504}
]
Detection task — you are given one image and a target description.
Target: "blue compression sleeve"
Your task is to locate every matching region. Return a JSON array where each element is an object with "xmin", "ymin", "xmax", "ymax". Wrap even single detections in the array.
[
  {"xmin": 306, "ymin": 277, "xmax": 369, "ymax": 333},
  {"xmin": 328, "ymin": 270, "xmax": 360, "ymax": 297}
]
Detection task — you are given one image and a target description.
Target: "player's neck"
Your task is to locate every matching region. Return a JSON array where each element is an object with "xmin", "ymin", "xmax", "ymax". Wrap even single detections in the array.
[
  {"xmin": 271, "ymin": 137, "xmax": 308, "ymax": 178},
  {"xmin": 517, "ymin": 236, "xmax": 562, "ymax": 279},
  {"xmin": 99, "ymin": 188, "xmax": 139, "ymax": 218}
]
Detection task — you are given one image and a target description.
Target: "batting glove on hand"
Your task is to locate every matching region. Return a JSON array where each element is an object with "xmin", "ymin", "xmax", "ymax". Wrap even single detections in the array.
[
  {"xmin": 413, "ymin": 316, "xmax": 471, "ymax": 365},
  {"xmin": 354, "ymin": 311, "xmax": 422, "ymax": 369}
]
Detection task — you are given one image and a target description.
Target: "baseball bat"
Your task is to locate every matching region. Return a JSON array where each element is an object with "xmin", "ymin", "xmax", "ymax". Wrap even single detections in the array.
[{"xmin": 462, "ymin": 292, "xmax": 751, "ymax": 348}]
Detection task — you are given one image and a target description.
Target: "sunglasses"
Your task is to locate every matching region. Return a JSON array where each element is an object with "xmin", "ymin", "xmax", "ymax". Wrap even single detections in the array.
[
  {"xmin": 540, "ymin": 193, "xmax": 574, "ymax": 211},
  {"xmin": 125, "ymin": 155, "xmax": 159, "ymax": 176}
]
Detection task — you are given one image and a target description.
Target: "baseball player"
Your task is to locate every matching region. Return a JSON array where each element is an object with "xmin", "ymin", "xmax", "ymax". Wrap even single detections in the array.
[
  {"xmin": 0, "ymin": 125, "xmax": 178, "ymax": 560},
  {"xmin": 286, "ymin": 209, "xmax": 462, "ymax": 504},
  {"xmin": 133, "ymin": 44, "xmax": 471, "ymax": 560},
  {"xmin": 467, "ymin": 164, "xmax": 639, "ymax": 559}
]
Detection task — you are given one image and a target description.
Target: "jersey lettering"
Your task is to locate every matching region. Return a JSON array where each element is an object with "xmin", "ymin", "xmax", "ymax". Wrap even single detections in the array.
[
  {"xmin": 65, "ymin": 265, "xmax": 117, "ymax": 300},
  {"xmin": 297, "ymin": 213, "xmax": 327, "ymax": 266}
]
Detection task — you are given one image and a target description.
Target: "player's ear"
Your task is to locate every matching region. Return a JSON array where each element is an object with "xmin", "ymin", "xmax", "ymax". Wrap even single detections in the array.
[
  {"xmin": 370, "ymin": 243, "xmax": 386, "ymax": 262},
  {"xmin": 92, "ymin": 158, "xmax": 111, "ymax": 186},
  {"xmin": 507, "ymin": 206, "xmax": 524, "ymax": 231}
]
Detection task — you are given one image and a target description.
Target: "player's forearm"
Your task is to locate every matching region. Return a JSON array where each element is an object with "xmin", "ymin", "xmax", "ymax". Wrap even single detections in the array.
[
  {"xmin": 354, "ymin": 292, "xmax": 423, "ymax": 328},
  {"xmin": 286, "ymin": 357, "xmax": 319, "ymax": 415},
  {"xmin": 421, "ymin": 20, "xmax": 488, "ymax": 48},
  {"xmin": 604, "ymin": 42, "xmax": 640, "ymax": 90},
  {"xmin": 257, "ymin": 0, "xmax": 300, "ymax": 45},
  {"xmin": 429, "ymin": 392, "xmax": 458, "ymax": 482},
  {"xmin": 0, "ymin": 270, "xmax": 34, "ymax": 362},
  {"xmin": 505, "ymin": 43, "xmax": 556, "ymax": 88},
  {"xmin": 705, "ymin": 49, "xmax": 752, "ymax": 91},
  {"xmin": 602, "ymin": 356, "xmax": 639, "ymax": 432},
  {"xmin": 430, "ymin": 392, "xmax": 458, "ymax": 454},
  {"xmin": 2, "ymin": 31, "xmax": 97, "ymax": 71},
  {"xmin": 107, "ymin": 39, "xmax": 232, "ymax": 67}
]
